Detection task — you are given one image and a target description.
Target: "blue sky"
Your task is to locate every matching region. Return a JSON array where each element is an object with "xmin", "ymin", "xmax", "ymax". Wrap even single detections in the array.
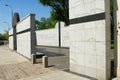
[{"xmin": 0, "ymin": 0, "xmax": 51, "ymax": 33}]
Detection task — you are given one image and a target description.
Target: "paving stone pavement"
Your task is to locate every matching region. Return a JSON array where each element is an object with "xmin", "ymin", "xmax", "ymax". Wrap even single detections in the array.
[
  {"xmin": 0, "ymin": 45, "xmax": 56, "ymax": 80},
  {"xmin": 36, "ymin": 46, "xmax": 69, "ymax": 70},
  {"xmin": 0, "ymin": 61, "xmax": 56, "ymax": 80},
  {"xmin": 0, "ymin": 45, "xmax": 91, "ymax": 80},
  {"xmin": 19, "ymin": 70, "xmax": 90, "ymax": 80},
  {"xmin": 112, "ymin": 78, "xmax": 120, "ymax": 80},
  {"xmin": 0, "ymin": 45, "xmax": 28, "ymax": 65}
]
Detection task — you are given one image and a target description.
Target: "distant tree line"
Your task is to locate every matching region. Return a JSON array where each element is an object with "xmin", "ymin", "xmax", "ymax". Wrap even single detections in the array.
[
  {"xmin": 35, "ymin": 10, "xmax": 57, "ymax": 30},
  {"xmin": 0, "ymin": 32, "xmax": 8, "ymax": 40}
]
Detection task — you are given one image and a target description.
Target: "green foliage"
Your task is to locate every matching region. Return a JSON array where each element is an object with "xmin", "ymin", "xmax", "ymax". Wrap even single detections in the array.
[
  {"xmin": 0, "ymin": 34, "xmax": 3, "ymax": 40},
  {"xmin": 36, "ymin": 17, "xmax": 57, "ymax": 30},
  {"xmin": 3, "ymin": 32, "xmax": 9, "ymax": 40},
  {"xmin": 0, "ymin": 32, "xmax": 9, "ymax": 40},
  {"xmin": 36, "ymin": 10, "xmax": 57, "ymax": 30},
  {"xmin": 38, "ymin": 0, "xmax": 69, "ymax": 25},
  {"xmin": 111, "ymin": 40, "xmax": 114, "ymax": 49},
  {"xmin": 110, "ymin": 0, "xmax": 114, "ymax": 49},
  {"xmin": 110, "ymin": 0, "xmax": 113, "ymax": 14}
]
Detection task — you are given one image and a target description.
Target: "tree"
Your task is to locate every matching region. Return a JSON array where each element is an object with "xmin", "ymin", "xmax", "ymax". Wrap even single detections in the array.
[
  {"xmin": 38, "ymin": 0, "xmax": 69, "ymax": 25},
  {"xmin": 0, "ymin": 34, "xmax": 3, "ymax": 40},
  {"xmin": 46, "ymin": 10, "xmax": 57, "ymax": 28},
  {"xmin": 0, "ymin": 31, "xmax": 9, "ymax": 40},
  {"xmin": 2, "ymin": 32, "xmax": 9, "ymax": 40},
  {"xmin": 36, "ymin": 10, "xmax": 57, "ymax": 30}
]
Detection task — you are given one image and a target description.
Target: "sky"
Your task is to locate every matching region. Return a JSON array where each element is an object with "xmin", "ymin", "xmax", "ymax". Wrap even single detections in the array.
[{"xmin": 0, "ymin": 0, "xmax": 51, "ymax": 34}]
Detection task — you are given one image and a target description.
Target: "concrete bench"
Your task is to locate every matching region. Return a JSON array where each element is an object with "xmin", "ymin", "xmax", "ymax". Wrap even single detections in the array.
[
  {"xmin": 36, "ymin": 52, "xmax": 45, "ymax": 58},
  {"xmin": 31, "ymin": 52, "xmax": 45, "ymax": 64},
  {"xmin": 31, "ymin": 53, "xmax": 48, "ymax": 67}
]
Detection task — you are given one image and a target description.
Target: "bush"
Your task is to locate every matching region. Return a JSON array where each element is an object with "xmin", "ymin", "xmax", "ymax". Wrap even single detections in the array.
[{"xmin": 111, "ymin": 40, "xmax": 114, "ymax": 49}]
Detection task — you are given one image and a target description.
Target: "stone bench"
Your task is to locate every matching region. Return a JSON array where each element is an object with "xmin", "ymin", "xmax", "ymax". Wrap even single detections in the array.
[
  {"xmin": 31, "ymin": 52, "xmax": 48, "ymax": 67},
  {"xmin": 31, "ymin": 52, "xmax": 45, "ymax": 64},
  {"xmin": 36, "ymin": 52, "xmax": 45, "ymax": 58}
]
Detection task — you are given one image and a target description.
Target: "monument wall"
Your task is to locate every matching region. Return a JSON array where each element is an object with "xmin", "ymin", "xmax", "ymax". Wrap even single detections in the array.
[
  {"xmin": 36, "ymin": 22, "xmax": 70, "ymax": 48},
  {"xmin": 9, "ymin": 28, "xmax": 14, "ymax": 50},
  {"xmin": 16, "ymin": 14, "xmax": 36, "ymax": 59},
  {"xmin": 69, "ymin": 0, "xmax": 111, "ymax": 80},
  {"xmin": 36, "ymin": 29, "xmax": 58, "ymax": 47},
  {"xmin": 114, "ymin": 0, "xmax": 120, "ymax": 77},
  {"xmin": 9, "ymin": 14, "xmax": 69, "ymax": 59}
]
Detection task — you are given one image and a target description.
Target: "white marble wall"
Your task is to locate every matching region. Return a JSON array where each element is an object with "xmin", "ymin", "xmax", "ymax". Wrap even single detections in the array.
[
  {"xmin": 115, "ymin": 0, "xmax": 120, "ymax": 77},
  {"xmin": 69, "ymin": 0, "xmax": 105, "ymax": 19},
  {"xmin": 36, "ymin": 22, "xmax": 70, "ymax": 47},
  {"xmin": 36, "ymin": 29, "xmax": 58, "ymax": 46},
  {"xmin": 9, "ymin": 28, "xmax": 13, "ymax": 50},
  {"xmin": 9, "ymin": 36, "xmax": 13, "ymax": 50},
  {"xmin": 9, "ymin": 28, "xmax": 13, "ymax": 35},
  {"xmin": 61, "ymin": 27, "xmax": 70, "ymax": 47},
  {"xmin": 17, "ymin": 32, "xmax": 31, "ymax": 58},
  {"xmin": 69, "ymin": 0, "xmax": 111, "ymax": 80},
  {"xmin": 16, "ymin": 14, "xmax": 35, "ymax": 59},
  {"xmin": 118, "ymin": 35, "xmax": 120, "ymax": 75},
  {"xmin": 17, "ymin": 15, "xmax": 31, "ymax": 32}
]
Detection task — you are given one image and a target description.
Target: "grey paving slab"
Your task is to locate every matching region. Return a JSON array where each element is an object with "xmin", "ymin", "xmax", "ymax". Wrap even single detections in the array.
[
  {"xmin": 19, "ymin": 71, "xmax": 90, "ymax": 80},
  {"xmin": 0, "ymin": 45, "xmax": 57, "ymax": 80},
  {"xmin": 0, "ymin": 45, "xmax": 93, "ymax": 80},
  {"xmin": 112, "ymin": 78, "xmax": 120, "ymax": 80},
  {"xmin": 0, "ymin": 46, "xmax": 28, "ymax": 65},
  {"xmin": 36, "ymin": 46, "xmax": 69, "ymax": 70}
]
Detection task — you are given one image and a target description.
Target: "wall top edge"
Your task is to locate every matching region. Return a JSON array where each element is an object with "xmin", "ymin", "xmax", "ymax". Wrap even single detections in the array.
[{"xmin": 16, "ymin": 13, "xmax": 36, "ymax": 25}]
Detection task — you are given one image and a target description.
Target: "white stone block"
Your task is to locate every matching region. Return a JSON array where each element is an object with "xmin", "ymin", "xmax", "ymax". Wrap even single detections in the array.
[
  {"xmin": 85, "ymin": 42, "xmax": 96, "ymax": 55},
  {"xmin": 96, "ymin": 42, "xmax": 106, "ymax": 56},
  {"xmin": 69, "ymin": 0, "xmax": 111, "ymax": 79},
  {"xmin": 85, "ymin": 67, "xmax": 97, "ymax": 78},
  {"xmin": 95, "ymin": 0, "xmax": 105, "ymax": 13},
  {"xmin": 85, "ymin": 28, "xmax": 96, "ymax": 42},
  {"xmin": 9, "ymin": 36, "xmax": 13, "ymax": 50},
  {"xmin": 85, "ymin": 55, "xmax": 97, "ymax": 68}
]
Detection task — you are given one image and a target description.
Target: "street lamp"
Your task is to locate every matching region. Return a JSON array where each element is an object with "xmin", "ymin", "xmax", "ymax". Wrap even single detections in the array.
[{"xmin": 5, "ymin": 4, "xmax": 13, "ymax": 28}]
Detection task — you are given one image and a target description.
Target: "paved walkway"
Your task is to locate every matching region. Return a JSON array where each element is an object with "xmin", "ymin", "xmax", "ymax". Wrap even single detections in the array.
[
  {"xmin": 0, "ymin": 45, "xmax": 56, "ymax": 80},
  {"xmin": 19, "ymin": 71, "xmax": 90, "ymax": 80},
  {"xmin": 0, "ymin": 46, "xmax": 28, "ymax": 65},
  {"xmin": 113, "ymin": 78, "xmax": 120, "ymax": 80},
  {"xmin": 0, "ymin": 45, "xmax": 90, "ymax": 80},
  {"xmin": 36, "ymin": 46, "xmax": 69, "ymax": 70}
]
